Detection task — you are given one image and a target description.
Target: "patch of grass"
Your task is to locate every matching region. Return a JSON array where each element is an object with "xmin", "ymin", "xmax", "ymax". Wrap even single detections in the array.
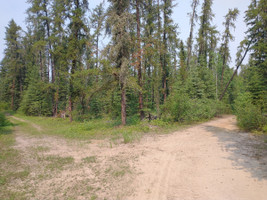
[
  {"xmin": 40, "ymin": 155, "xmax": 74, "ymax": 171},
  {"xmin": 0, "ymin": 125, "xmax": 29, "ymax": 199},
  {"xmin": 32, "ymin": 145, "xmax": 50, "ymax": 152},
  {"xmin": 61, "ymin": 179, "xmax": 97, "ymax": 199},
  {"xmin": 105, "ymin": 160, "xmax": 131, "ymax": 179},
  {"xmin": 112, "ymin": 167, "xmax": 128, "ymax": 177},
  {"xmin": 150, "ymin": 119, "xmax": 170, "ymax": 128},
  {"xmin": 0, "ymin": 190, "xmax": 28, "ymax": 200},
  {"xmin": 82, "ymin": 156, "xmax": 97, "ymax": 163},
  {"xmin": 9, "ymin": 116, "xmax": 39, "ymax": 136},
  {"xmin": 0, "ymin": 169, "xmax": 30, "ymax": 186},
  {"xmin": 11, "ymin": 113, "xmax": 208, "ymax": 144},
  {"xmin": 12, "ymin": 114, "xmax": 153, "ymax": 142},
  {"xmin": 122, "ymin": 131, "xmax": 133, "ymax": 144},
  {"xmin": 90, "ymin": 195, "xmax": 98, "ymax": 200}
]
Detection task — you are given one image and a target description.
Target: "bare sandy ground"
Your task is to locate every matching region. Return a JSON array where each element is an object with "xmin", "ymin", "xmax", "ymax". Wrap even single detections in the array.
[{"xmin": 10, "ymin": 115, "xmax": 267, "ymax": 200}]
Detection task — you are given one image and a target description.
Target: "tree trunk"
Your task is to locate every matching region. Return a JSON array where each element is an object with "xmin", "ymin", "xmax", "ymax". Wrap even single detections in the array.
[
  {"xmin": 220, "ymin": 33, "xmax": 229, "ymax": 90},
  {"xmin": 121, "ymin": 82, "xmax": 126, "ymax": 126},
  {"xmin": 53, "ymin": 88, "xmax": 59, "ymax": 117},
  {"xmin": 11, "ymin": 78, "xmax": 15, "ymax": 110},
  {"xmin": 162, "ymin": 0, "xmax": 167, "ymax": 102},
  {"xmin": 44, "ymin": 0, "xmax": 54, "ymax": 83},
  {"xmin": 187, "ymin": 0, "xmax": 198, "ymax": 69},
  {"xmin": 69, "ymin": 58, "xmax": 76, "ymax": 122},
  {"xmin": 136, "ymin": 0, "xmax": 145, "ymax": 120},
  {"xmin": 219, "ymin": 37, "xmax": 253, "ymax": 100},
  {"xmin": 68, "ymin": 96, "xmax": 73, "ymax": 122}
]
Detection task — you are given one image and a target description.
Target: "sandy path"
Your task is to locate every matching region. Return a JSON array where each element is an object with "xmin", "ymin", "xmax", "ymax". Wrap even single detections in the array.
[
  {"xmin": 10, "ymin": 115, "xmax": 267, "ymax": 200},
  {"xmin": 128, "ymin": 115, "xmax": 267, "ymax": 200}
]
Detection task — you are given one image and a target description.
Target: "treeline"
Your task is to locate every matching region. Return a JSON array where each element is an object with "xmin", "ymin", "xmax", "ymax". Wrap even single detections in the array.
[{"xmin": 0, "ymin": 0, "xmax": 266, "ymax": 131}]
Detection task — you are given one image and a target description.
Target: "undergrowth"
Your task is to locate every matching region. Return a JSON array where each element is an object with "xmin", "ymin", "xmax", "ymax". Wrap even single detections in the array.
[{"xmin": 11, "ymin": 112, "xmax": 217, "ymax": 144}]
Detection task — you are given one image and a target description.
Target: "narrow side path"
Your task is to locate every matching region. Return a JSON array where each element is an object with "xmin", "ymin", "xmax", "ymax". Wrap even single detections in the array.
[{"xmin": 11, "ymin": 115, "xmax": 42, "ymax": 132}]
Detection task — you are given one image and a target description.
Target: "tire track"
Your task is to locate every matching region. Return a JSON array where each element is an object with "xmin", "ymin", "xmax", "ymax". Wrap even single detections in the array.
[{"xmin": 128, "ymin": 116, "xmax": 267, "ymax": 200}]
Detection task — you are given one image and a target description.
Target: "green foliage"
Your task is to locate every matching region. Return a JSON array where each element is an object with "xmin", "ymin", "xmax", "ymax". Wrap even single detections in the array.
[
  {"xmin": 0, "ymin": 102, "xmax": 10, "ymax": 111},
  {"xmin": 0, "ymin": 113, "xmax": 11, "ymax": 128},
  {"xmin": 1, "ymin": 0, "xmax": 262, "ymax": 128},
  {"xmin": 161, "ymin": 82, "xmax": 228, "ymax": 123},
  {"xmin": 150, "ymin": 119, "xmax": 170, "ymax": 128},
  {"xmin": 0, "ymin": 20, "xmax": 24, "ymax": 110},
  {"xmin": 20, "ymin": 81, "xmax": 53, "ymax": 116},
  {"xmin": 234, "ymin": 92, "xmax": 266, "ymax": 131},
  {"xmin": 13, "ymin": 114, "xmax": 150, "ymax": 141}
]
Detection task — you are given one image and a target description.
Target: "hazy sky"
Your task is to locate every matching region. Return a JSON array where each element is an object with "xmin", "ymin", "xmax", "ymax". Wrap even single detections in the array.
[{"xmin": 0, "ymin": 0, "xmax": 251, "ymax": 66}]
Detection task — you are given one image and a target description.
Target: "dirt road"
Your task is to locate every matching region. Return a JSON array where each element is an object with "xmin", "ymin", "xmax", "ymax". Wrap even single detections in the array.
[{"xmin": 9, "ymin": 115, "xmax": 267, "ymax": 199}]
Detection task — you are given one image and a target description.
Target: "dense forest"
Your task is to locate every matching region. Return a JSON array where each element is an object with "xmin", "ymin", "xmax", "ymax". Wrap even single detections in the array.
[{"xmin": 0, "ymin": 0, "xmax": 266, "ymax": 131}]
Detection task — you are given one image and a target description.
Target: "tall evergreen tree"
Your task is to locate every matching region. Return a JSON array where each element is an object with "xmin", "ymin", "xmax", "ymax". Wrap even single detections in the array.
[
  {"xmin": 161, "ymin": 0, "xmax": 177, "ymax": 102},
  {"xmin": 245, "ymin": 0, "xmax": 267, "ymax": 91},
  {"xmin": 197, "ymin": 0, "xmax": 214, "ymax": 67},
  {"xmin": 187, "ymin": 0, "xmax": 199, "ymax": 69},
  {"xmin": 66, "ymin": 0, "xmax": 89, "ymax": 122},
  {"xmin": 106, "ymin": 0, "xmax": 133, "ymax": 125},
  {"xmin": 90, "ymin": 1, "xmax": 106, "ymax": 70},
  {"xmin": 0, "ymin": 20, "xmax": 24, "ymax": 110},
  {"xmin": 135, "ymin": 0, "xmax": 145, "ymax": 120},
  {"xmin": 220, "ymin": 8, "xmax": 239, "ymax": 89}
]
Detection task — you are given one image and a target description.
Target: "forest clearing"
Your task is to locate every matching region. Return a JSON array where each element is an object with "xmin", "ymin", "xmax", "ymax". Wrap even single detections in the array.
[
  {"xmin": 0, "ymin": 0, "xmax": 266, "ymax": 199},
  {"xmin": 0, "ymin": 115, "xmax": 267, "ymax": 199}
]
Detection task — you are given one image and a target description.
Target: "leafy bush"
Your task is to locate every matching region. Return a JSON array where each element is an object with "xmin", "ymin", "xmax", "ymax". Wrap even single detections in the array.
[
  {"xmin": 20, "ymin": 81, "xmax": 53, "ymax": 116},
  {"xmin": 162, "ymin": 90, "xmax": 227, "ymax": 123},
  {"xmin": 0, "ymin": 102, "xmax": 10, "ymax": 111},
  {"xmin": 0, "ymin": 113, "xmax": 10, "ymax": 127},
  {"xmin": 150, "ymin": 119, "xmax": 170, "ymax": 127},
  {"xmin": 234, "ymin": 92, "xmax": 266, "ymax": 131}
]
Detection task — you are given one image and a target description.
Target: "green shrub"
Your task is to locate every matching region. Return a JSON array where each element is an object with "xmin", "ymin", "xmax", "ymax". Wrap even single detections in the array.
[
  {"xmin": 0, "ymin": 102, "xmax": 10, "ymax": 111},
  {"xmin": 0, "ymin": 113, "xmax": 10, "ymax": 127},
  {"xmin": 234, "ymin": 92, "xmax": 266, "ymax": 131},
  {"xmin": 150, "ymin": 119, "xmax": 170, "ymax": 127},
  {"xmin": 161, "ymin": 92, "xmax": 190, "ymax": 122},
  {"xmin": 20, "ymin": 81, "xmax": 53, "ymax": 116},
  {"xmin": 162, "ymin": 90, "xmax": 226, "ymax": 123}
]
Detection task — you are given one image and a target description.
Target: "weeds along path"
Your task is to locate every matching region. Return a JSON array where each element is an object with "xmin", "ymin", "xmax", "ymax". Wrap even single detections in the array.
[{"xmin": 6, "ymin": 115, "xmax": 267, "ymax": 200}]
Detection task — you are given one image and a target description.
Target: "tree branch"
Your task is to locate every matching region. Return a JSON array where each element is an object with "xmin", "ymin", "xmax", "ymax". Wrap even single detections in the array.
[{"xmin": 219, "ymin": 36, "xmax": 254, "ymax": 101}]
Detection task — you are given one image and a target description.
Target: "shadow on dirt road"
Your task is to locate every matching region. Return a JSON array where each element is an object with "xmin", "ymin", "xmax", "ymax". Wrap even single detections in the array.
[{"xmin": 205, "ymin": 125, "xmax": 267, "ymax": 181}]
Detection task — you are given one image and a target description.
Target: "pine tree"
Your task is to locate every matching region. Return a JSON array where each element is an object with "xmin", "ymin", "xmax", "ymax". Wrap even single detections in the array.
[
  {"xmin": 161, "ymin": 0, "xmax": 178, "ymax": 102},
  {"xmin": 245, "ymin": 0, "xmax": 267, "ymax": 91},
  {"xmin": 244, "ymin": 0, "xmax": 267, "ymax": 110},
  {"xmin": 106, "ymin": 0, "xmax": 133, "ymax": 125},
  {"xmin": 66, "ymin": 0, "xmax": 89, "ymax": 122},
  {"xmin": 197, "ymin": 0, "xmax": 214, "ymax": 67},
  {"xmin": 90, "ymin": 1, "xmax": 106, "ymax": 70},
  {"xmin": 179, "ymin": 41, "xmax": 187, "ymax": 82},
  {"xmin": 50, "ymin": 0, "xmax": 68, "ymax": 116},
  {"xmin": 0, "ymin": 20, "xmax": 24, "ymax": 110},
  {"xmin": 187, "ymin": 0, "xmax": 199, "ymax": 69},
  {"xmin": 220, "ymin": 8, "xmax": 239, "ymax": 89},
  {"xmin": 135, "ymin": 0, "xmax": 145, "ymax": 120}
]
